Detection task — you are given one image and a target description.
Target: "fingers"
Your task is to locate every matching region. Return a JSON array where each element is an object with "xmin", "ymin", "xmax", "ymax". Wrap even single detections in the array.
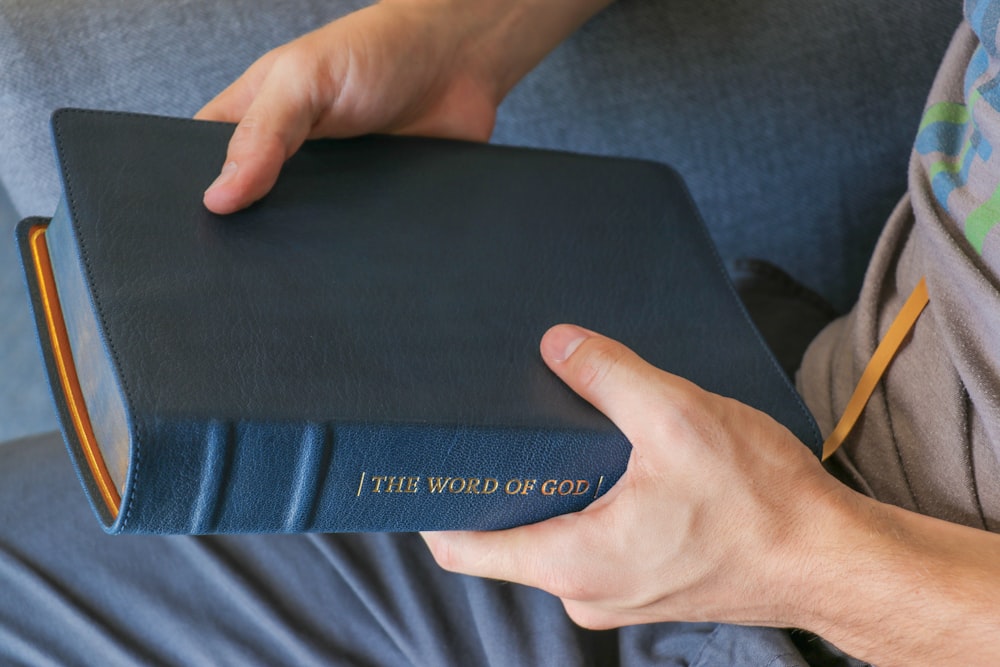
[
  {"xmin": 422, "ymin": 523, "xmax": 657, "ymax": 630},
  {"xmin": 201, "ymin": 59, "xmax": 317, "ymax": 215},
  {"xmin": 193, "ymin": 3, "xmax": 505, "ymax": 215},
  {"xmin": 420, "ymin": 327, "xmax": 683, "ymax": 592},
  {"xmin": 423, "ymin": 326, "xmax": 832, "ymax": 630}
]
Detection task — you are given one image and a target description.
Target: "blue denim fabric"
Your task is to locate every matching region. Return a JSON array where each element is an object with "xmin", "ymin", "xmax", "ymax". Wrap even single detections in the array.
[
  {"xmin": 0, "ymin": 183, "xmax": 51, "ymax": 440},
  {"xmin": 491, "ymin": 0, "xmax": 960, "ymax": 312}
]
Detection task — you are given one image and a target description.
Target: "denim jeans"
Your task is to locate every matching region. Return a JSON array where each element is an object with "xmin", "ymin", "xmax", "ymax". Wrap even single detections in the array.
[{"xmin": 1, "ymin": 431, "xmax": 867, "ymax": 666}]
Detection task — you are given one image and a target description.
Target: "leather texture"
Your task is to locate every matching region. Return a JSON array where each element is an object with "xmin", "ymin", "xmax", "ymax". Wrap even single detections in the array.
[{"xmin": 19, "ymin": 108, "xmax": 821, "ymax": 534}]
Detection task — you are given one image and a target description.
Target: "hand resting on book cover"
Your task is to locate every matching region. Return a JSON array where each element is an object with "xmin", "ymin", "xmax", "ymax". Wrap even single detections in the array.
[
  {"xmin": 190, "ymin": 1, "xmax": 1000, "ymax": 664},
  {"xmin": 196, "ymin": 0, "xmax": 609, "ymax": 215}
]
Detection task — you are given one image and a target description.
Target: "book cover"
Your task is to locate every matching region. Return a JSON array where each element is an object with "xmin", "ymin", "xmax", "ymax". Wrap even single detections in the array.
[{"xmin": 17, "ymin": 108, "xmax": 821, "ymax": 534}]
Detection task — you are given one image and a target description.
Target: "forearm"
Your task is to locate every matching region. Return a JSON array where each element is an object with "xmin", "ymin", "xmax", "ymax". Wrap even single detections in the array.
[
  {"xmin": 782, "ymin": 488, "xmax": 1000, "ymax": 665},
  {"xmin": 388, "ymin": 0, "xmax": 614, "ymax": 103}
]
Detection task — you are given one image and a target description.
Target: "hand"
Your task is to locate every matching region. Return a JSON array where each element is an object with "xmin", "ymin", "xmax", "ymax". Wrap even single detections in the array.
[
  {"xmin": 422, "ymin": 323, "xmax": 844, "ymax": 630},
  {"xmin": 423, "ymin": 325, "xmax": 1000, "ymax": 665},
  {"xmin": 195, "ymin": 2, "xmax": 497, "ymax": 214},
  {"xmin": 196, "ymin": 0, "xmax": 613, "ymax": 214}
]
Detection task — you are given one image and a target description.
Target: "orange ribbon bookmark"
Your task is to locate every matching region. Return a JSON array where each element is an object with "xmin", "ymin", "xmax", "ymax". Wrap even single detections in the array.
[{"xmin": 822, "ymin": 277, "xmax": 930, "ymax": 461}]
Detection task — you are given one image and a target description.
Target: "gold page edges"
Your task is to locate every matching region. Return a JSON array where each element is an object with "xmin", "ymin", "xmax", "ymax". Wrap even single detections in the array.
[{"xmin": 29, "ymin": 225, "xmax": 121, "ymax": 516}]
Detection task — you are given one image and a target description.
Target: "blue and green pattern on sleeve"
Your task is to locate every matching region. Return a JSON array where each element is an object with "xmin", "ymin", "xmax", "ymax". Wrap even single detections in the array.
[{"xmin": 917, "ymin": 5, "xmax": 1000, "ymax": 255}]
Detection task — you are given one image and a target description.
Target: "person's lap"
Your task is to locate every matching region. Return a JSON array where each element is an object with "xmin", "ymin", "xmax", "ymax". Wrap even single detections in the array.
[
  {"xmin": 0, "ymin": 432, "xmax": 598, "ymax": 665},
  {"xmin": 2, "ymin": 432, "xmax": 868, "ymax": 666}
]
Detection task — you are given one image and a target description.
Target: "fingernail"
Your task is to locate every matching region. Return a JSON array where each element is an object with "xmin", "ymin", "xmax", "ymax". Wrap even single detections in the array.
[
  {"xmin": 543, "ymin": 325, "xmax": 591, "ymax": 363},
  {"xmin": 206, "ymin": 161, "xmax": 238, "ymax": 193}
]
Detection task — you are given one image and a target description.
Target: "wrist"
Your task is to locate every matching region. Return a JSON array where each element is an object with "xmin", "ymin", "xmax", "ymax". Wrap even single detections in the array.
[
  {"xmin": 767, "ymin": 483, "xmax": 891, "ymax": 634},
  {"xmin": 715, "ymin": 473, "xmax": 875, "ymax": 631},
  {"xmin": 381, "ymin": 0, "xmax": 614, "ymax": 103},
  {"xmin": 777, "ymin": 483, "xmax": 1000, "ymax": 664},
  {"xmin": 469, "ymin": 0, "xmax": 615, "ymax": 97}
]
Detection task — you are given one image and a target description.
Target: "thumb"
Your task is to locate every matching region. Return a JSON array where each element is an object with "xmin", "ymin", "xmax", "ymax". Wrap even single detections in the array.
[
  {"xmin": 421, "ymin": 326, "xmax": 692, "ymax": 588},
  {"xmin": 540, "ymin": 324, "xmax": 697, "ymax": 449}
]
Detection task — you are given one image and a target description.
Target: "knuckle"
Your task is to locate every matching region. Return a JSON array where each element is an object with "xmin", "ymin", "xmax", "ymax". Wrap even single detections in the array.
[
  {"xmin": 227, "ymin": 116, "xmax": 264, "ymax": 150},
  {"xmin": 273, "ymin": 45, "xmax": 314, "ymax": 74},
  {"xmin": 651, "ymin": 380, "xmax": 720, "ymax": 442},
  {"xmin": 664, "ymin": 389, "xmax": 705, "ymax": 426},
  {"xmin": 572, "ymin": 338, "xmax": 630, "ymax": 393},
  {"xmin": 228, "ymin": 116, "xmax": 288, "ymax": 163}
]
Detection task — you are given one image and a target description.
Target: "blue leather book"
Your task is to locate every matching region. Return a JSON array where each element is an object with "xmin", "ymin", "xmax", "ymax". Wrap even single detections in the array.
[{"xmin": 17, "ymin": 108, "xmax": 821, "ymax": 534}]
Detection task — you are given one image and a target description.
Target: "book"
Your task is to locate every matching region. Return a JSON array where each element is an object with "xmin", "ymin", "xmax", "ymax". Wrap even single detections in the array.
[{"xmin": 16, "ymin": 108, "xmax": 822, "ymax": 534}]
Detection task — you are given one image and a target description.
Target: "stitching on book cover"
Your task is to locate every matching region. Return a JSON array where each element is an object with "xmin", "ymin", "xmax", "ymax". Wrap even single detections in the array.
[{"xmin": 53, "ymin": 109, "xmax": 146, "ymax": 531}]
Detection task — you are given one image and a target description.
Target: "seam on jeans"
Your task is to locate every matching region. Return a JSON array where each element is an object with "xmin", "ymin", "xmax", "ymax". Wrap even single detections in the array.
[{"xmin": 688, "ymin": 624, "xmax": 726, "ymax": 666}]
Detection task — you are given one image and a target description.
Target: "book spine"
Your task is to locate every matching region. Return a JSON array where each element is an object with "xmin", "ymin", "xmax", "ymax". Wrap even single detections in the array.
[{"xmin": 116, "ymin": 418, "xmax": 630, "ymax": 534}]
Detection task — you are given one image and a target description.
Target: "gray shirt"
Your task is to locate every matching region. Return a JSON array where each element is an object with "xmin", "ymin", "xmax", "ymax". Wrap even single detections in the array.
[{"xmin": 801, "ymin": 13, "xmax": 1000, "ymax": 530}]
